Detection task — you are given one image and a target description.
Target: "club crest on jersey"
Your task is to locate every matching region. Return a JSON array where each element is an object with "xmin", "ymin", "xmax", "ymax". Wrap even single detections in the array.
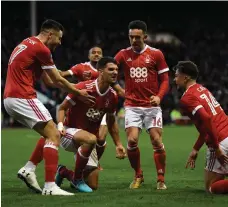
[
  {"xmin": 145, "ymin": 55, "xmax": 150, "ymax": 64},
  {"xmin": 105, "ymin": 99, "xmax": 110, "ymax": 107}
]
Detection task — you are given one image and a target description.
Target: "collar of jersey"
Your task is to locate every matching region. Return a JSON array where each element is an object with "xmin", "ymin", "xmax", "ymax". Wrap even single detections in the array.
[
  {"xmin": 95, "ymin": 79, "xmax": 110, "ymax": 96},
  {"xmin": 132, "ymin": 44, "xmax": 148, "ymax": 54}
]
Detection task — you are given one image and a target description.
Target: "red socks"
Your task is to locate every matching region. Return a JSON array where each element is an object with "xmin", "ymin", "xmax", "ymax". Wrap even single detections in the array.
[
  {"xmin": 153, "ymin": 144, "xmax": 166, "ymax": 182},
  {"xmin": 210, "ymin": 180, "xmax": 228, "ymax": 194},
  {"xmin": 43, "ymin": 142, "xmax": 58, "ymax": 182},
  {"xmin": 29, "ymin": 137, "xmax": 45, "ymax": 165},
  {"xmin": 127, "ymin": 143, "xmax": 142, "ymax": 176},
  {"xmin": 96, "ymin": 141, "xmax": 106, "ymax": 161}
]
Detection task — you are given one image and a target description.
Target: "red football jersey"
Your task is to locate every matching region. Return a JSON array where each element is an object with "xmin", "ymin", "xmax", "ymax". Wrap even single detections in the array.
[
  {"xmin": 180, "ymin": 83, "xmax": 228, "ymax": 146},
  {"xmin": 68, "ymin": 62, "xmax": 99, "ymax": 82},
  {"xmin": 115, "ymin": 44, "xmax": 169, "ymax": 107},
  {"xmin": 64, "ymin": 79, "xmax": 118, "ymax": 135},
  {"xmin": 4, "ymin": 36, "xmax": 55, "ymax": 99}
]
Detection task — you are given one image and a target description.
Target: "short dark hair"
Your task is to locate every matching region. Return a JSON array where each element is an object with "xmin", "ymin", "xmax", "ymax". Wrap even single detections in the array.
[
  {"xmin": 40, "ymin": 19, "xmax": 64, "ymax": 32},
  {"xmin": 128, "ymin": 20, "xmax": 147, "ymax": 33},
  {"xmin": 173, "ymin": 61, "xmax": 199, "ymax": 80},
  {"xmin": 96, "ymin": 57, "xmax": 117, "ymax": 70}
]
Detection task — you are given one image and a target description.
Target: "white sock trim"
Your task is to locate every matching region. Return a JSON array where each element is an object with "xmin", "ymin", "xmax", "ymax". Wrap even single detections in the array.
[
  {"xmin": 44, "ymin": 142, "xmax": 58, "ymax": 150},
  {"xmin": 44, "ymin": 182, "xmax": 56, "ymax": 189},
  {"xmin": 24, "ymin": 161, "xmax": 36, "ymax": 172},
  {"xmin": 96, "ymin": 141, "xmax": 107, "ymax": 148},
  {"xmin": 153, "ymin": 143, "xmax": 165, "ymax": 152},
  {"xmin": 127, "ymin": 144, "xmax": 138, "ymax": 150},
  {"xmin": 78, "ymin": 147, "xmax": 89, "ymax": 159}
]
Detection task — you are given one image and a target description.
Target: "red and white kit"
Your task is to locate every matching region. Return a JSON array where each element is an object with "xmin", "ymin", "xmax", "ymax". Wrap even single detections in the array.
[
  {"xmin": 4, "ymin": 36, "xmax": 55, "ymax": 128},
  {"xmin": 115, "ymin": 44, "xmax": 169, "ymax": 129},
  {"xmin": 180, "ymin": 83, "xmax": 228, "ymax": 174},
  {"xmin": 60, "ymin": 79, "xmax": 118, "ymax": 152}
]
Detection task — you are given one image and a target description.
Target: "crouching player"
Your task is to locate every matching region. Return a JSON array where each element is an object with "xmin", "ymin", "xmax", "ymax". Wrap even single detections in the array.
[
  {"xmin": 174, "ymin": 61, "xmax": 228, "ymax": 194},
  {"xmin": 55, "ymin": 57, "xmax": 126, "ymax": 192}
]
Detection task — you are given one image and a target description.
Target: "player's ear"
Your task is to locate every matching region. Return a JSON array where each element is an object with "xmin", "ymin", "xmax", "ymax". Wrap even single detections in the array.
[{"xmin": 144, "ymin": 34, "xmax": 148, "ymax": 41}]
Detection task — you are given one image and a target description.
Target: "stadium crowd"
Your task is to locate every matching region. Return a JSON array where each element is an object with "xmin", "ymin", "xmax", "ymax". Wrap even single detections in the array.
[{"xmin": 2, "ymin": 2, "xmax": 228, "ymax": 127}]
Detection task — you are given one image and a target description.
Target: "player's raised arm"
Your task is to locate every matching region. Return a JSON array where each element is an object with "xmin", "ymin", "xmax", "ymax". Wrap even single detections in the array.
[
  {"xmin": 59, "ymin": 70, "xmax": 72, "ymax": 78},
  {"xmin": 106, "ymin": 112, "xmax": 126, "ymax": 159},
  {"xmin": 112, "ymin": 83, "xmax": 125, "ymax": 98}
]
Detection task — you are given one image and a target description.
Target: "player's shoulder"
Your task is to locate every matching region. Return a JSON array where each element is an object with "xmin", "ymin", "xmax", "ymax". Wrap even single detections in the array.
[
  {"xmin": 146, "ymin": 45, "xmax": 163, "ymax": 55},
  {"xmin": 116, "ymin": 46, "xmax": 132, "ymax": 55},
  {"xmin": 76, "ymin": 79, "xmax": 96, "ymax": 89},
  {"xmin": 181, "ymin": 84, "xmax": 201, "ymax": 103}
]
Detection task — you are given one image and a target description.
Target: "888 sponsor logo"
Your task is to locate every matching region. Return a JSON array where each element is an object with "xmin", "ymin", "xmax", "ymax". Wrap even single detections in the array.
[
  {"xmin": 130, "ymin": 67, "xmax": 148, "ymax": 83},
  {"xmin": 86, "ymin": 108, "xmax": 105, "ymax": 122}
]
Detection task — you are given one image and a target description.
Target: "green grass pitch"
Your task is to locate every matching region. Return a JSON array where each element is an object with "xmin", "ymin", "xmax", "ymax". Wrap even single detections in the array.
[{"xmin": 1, "ymin": 126, "xmax": 227, "ymax": 207}]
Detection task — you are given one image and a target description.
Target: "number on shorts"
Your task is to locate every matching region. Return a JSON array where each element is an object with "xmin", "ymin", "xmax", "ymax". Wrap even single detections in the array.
[
  {"xmin": 9, "ymin": 44, "xmax": 27, "ymax": 65},
  {"xmin": 152, "ymin": 117, "xmax": 162, "ymax": 127}
]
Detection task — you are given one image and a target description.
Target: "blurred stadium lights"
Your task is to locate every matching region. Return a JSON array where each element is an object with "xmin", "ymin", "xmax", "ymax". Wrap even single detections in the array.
[{"xmin": 30, "ymin": 1, "xmax": 37, "ymax": 36}]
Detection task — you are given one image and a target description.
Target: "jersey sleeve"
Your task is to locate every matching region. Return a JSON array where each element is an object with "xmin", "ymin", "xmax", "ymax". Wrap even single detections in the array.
[
  {"xmin": 68, "ymin": 64, "xmax": 82, "ymax": 76},
  {"xmin": 36, "ymin": 46, "xmax": 56, "ymax": 70},
  {"xmin": 180, "ymin": 94, "xmax": 203, "ymax": 116},
  {"xmin": 65, "ymin": 83, "xmax": 84, "ymax": 106},
  {"xmin": 156, "ymin": 50, "xmax": 169, "ymax": 75},
  {"xmin": 114, "ymin": 50, "xmax": 124, "ymax": 66}
]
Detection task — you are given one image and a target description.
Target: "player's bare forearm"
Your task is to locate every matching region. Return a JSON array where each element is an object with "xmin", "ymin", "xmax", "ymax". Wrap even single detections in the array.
[
  {"xmin": 59, "ymin": 70, "xmax": 71, "ymax": 78},
  {"xmin": 113, "ymin": 84, "xmax": 125, "ymax": 98},
  {"xmin": 46, "ymin": 68, "xmax": 80, "ymax": 95},
  {"xmin": 106, "ymin": 113, "xmax": 122, "ymax": 146},
  {"xmin": 157, "ymin": 72, "xmax": 169, "ymax": 101},
  {"xmin": 57, "ymin": 100, "xmax": 70, "ymax": 123}
]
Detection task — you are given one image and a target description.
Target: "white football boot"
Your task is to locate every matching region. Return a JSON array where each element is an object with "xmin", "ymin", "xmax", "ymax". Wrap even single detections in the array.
[
  {"xmin": 42, "ymin": 184, "xmax": 74, "ymax": 196},
  {"xmin": 17, "ymin": 167, "xmax": 42, "ymax": 193}
]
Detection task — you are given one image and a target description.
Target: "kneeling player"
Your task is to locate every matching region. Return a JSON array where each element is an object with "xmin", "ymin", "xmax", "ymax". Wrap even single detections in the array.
[
  {"xmin": 55, "ymin": 57, "xmax": 126, "ymax": 192},
  {"xmin": 174, "ymin": 61, "xmax": 228, "ymax": 194}
]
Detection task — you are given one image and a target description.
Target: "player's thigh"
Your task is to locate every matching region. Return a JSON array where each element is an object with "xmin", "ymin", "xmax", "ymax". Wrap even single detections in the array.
[
  {"xmin": 204, "ymin": 170, "xmax": 225, "ymax": 191},
  {"xmin": 3, "ymin": 98, "xmax": 52, "ymax": 129},
  {"xmin": 144, "ymin": 107, "xmax": 163, "ymax": 143},
  {"xmin": 98, "ymin": 125, "xmax": 108, "ymax": 141},
  {"xmin": 73, "ymin": 130, "xmax": 97, "ymax": 146},
  {"xmin": 204, "ymin": 139, "xmax": 228, "ymax": 190},
  {"xmin": 60, "ymin": 128, "xmax": 81, "ymax": 152},
  {"xmin": 125, "ymin": 107, "xmax": 143, "ymax": 130}
]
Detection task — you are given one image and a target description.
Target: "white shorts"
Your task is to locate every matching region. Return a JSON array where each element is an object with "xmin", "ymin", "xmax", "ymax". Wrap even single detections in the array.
[
  {"xmin": 60, "ymin": 128, "xmax": 81, "ymax": 152},
  {"xmin": 125, "ymin": 106, "xmax": 163, "ymax": 130},
  {"xmin": 100, "ymin": 114, "xmax": 107, "ymax": 126},
  {"xmin": 205, "ymin": 138, "xmax": 228, "ymax": 175},
  {"xmin": 3, "ymin": 98, "xmax": 52, "ymax": 129}
]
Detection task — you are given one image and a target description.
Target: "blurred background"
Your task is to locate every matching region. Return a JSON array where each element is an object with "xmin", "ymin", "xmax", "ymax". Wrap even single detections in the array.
[{"xmin": 1, "ymin": 1, "xmax": 228, "ymax": 127}]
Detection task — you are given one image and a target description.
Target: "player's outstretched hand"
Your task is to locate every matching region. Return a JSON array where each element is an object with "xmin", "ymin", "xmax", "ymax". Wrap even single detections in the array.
[
  {"xmin": 57, "ymin": 122, "xmax": 66, "ymax": 136},
  {"xmin": 77, "ymin": 89, "xmax": 96, "ymax": 106},
  {"xmin": 186, "ymin": 149, "xmax": 198, "ymax": 169},
  {"xmin": 82, "ymin": 71, "xmax": 92, "ymax": 81},
  {"xmin": 215, "ymin": 147, "xmax": 228, "ymax": 166},
  {"xmin": 116, "ymin": 144, "xmax": 127, "ymax": 159},
  {"xmin": 150, "ymin": 96, "xmax": 160, "ymax": 106}
]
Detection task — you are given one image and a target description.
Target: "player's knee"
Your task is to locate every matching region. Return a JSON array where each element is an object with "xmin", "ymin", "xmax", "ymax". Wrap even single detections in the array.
[
  {"xmin": 86, "ymin": 134, "xmax": 97, "ymax": 146},
  {"xmin": 46, "ymin": 130, "xmax": 61, "ymax": 146},
  {"xmin": 127, "ymin": 139, "xmax": 138, "ymax": 150}
]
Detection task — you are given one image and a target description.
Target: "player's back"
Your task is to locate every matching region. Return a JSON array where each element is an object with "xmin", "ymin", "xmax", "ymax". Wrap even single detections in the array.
[
  {"xmin": 70, "ymin": 62, "xmax": 99, "ymax": 82},
  {"xmin": 64, "ymin": 79, "xmax": 118, "ymax": 135},
  {"xmin": 183, "ymin": 83, "xmax": 228, "ymax": 141},
  {"xmin": 4, "ymin": 36, "xmax": 51, "ymax": 99},
  {"xmin": 115, "ymin": 45, "xmax": 169, "ymax": 107}
]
